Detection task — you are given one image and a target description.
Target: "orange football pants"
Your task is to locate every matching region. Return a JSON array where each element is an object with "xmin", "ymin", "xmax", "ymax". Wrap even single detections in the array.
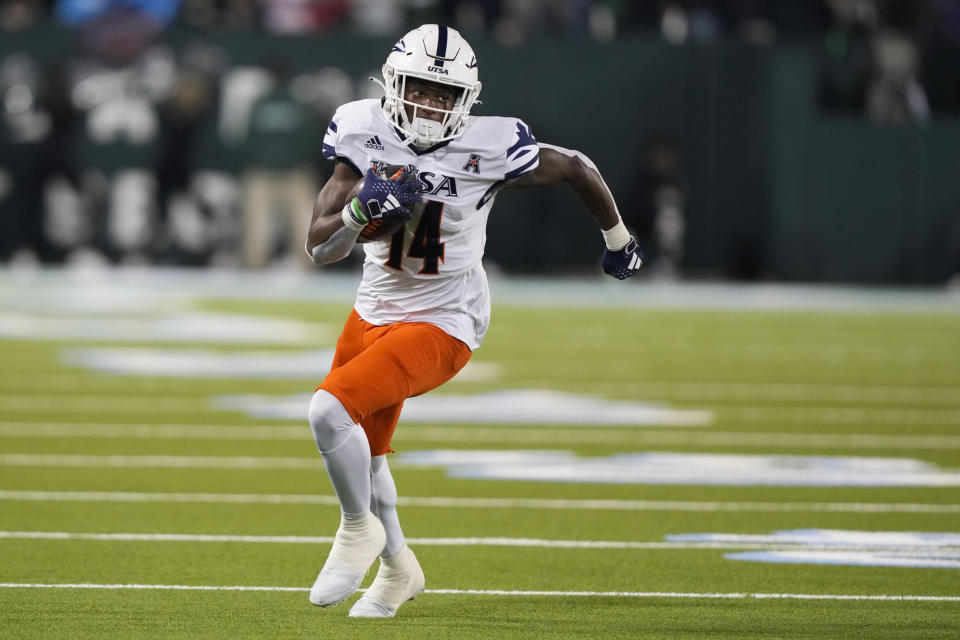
[{"xmin": 319, "ymin": 309, "xmax": 472, "ymax": 456}]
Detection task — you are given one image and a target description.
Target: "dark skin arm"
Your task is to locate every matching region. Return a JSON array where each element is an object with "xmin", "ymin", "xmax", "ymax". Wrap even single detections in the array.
[
  {"xmin": 306, "ymin": 160, "xmax": 363, "ymax": 253},
  {"xmin": 502, "ymin": 146, "xmax": 621, "ymax": 232}
]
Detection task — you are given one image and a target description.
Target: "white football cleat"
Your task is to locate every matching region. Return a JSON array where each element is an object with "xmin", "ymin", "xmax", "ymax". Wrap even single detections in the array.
[
  {"xmin": 309, "ymin": 512, "xmax": 386, "ymax": 608},
  {"xmin": 349, "ymin": 544, "xmax": 425, "ymax": 618}
]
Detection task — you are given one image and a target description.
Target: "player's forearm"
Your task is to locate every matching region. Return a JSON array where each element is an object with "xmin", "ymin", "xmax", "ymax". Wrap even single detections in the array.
[
  {"xmin": 306, "ymin": 206, "xmax": 343, "ymax": 249},
  {"xmin": 536, "ymin": 144, "xmax": 624, "ymax": 239},
  {"xmin": 565, "ymin": 158, "xmax": 621, "ymax": 232},
  {"xmin": 538, "ymin": 145, "xmax": 639, "ymax": 274},
  {"xmin": 564, "ymin": 154, "xmax": 633, "ymax": 251},
  {"xmin": 307, "ymin": 223, "xmax": 360, "ymax": 265},
  {"xmin": 306, "ymin": 160, "xmax": 367, "ymax": 261},
  {"xmin": 305, "ymin": 195, "xmax": 360, "ymax": 264}
]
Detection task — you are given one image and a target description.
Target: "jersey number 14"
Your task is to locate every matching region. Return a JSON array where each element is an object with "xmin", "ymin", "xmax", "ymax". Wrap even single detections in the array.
[{"xmin": 385, "ymin": 200, "xmax": 445, "ymax": 275}]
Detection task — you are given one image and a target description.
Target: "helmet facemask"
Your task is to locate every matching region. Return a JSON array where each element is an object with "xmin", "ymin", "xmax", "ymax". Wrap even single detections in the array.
[{"xmin": 382, "ymin": 70, "xmax": 480, "ymax": 147}]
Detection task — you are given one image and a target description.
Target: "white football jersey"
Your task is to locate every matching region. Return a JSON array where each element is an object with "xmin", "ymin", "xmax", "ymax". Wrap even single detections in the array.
[{"xmin": 323, "ymin": 99, "xmax": 539, "ymax": 349}]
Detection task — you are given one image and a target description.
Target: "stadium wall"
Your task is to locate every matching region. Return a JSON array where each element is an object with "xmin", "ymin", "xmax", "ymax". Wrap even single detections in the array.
[{"xmin": 1, "ymin": 26, "xmax": 957, "ymax": 283}]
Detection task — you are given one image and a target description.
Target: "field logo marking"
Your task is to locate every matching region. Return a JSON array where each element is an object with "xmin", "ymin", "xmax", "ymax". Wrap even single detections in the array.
[
  {"xmin": 668, "ymin": 529, "xmax": 960, "ymax": 569},
  {"xmin": 4, "ymin": 450, "xmax": 960, "ymax": 487},
  {"xmin": 213, "ymin": 391, "xmax": 713, "ymax": 427},
  {"xmin": 0, "ymin": 311, "xmax": 328, "ymax": 345},
  {"xmin": 393, "ymin": 449, "xmax": 960, "ymax": 487},
  {"xmin": 62, "ymin": 348, "xmax": 500, "ymax": 382}
]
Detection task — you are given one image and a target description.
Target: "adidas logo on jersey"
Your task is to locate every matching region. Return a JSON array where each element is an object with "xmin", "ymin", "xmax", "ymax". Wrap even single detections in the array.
[{"xmin": 364, "ymin": 136, "xmax": 386, "ymax": 151}]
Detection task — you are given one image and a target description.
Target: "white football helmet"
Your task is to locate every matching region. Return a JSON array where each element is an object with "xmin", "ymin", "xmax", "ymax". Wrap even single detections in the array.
[{"xmin": 377, "ymin": 24, "xmax": 482, "ymax": 148}]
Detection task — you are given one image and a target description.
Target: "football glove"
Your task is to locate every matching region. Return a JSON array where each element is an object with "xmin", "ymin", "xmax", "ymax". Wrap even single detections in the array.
[
  {"xmin": 602, "ymin": 237, "xmax": 643, "ymax": 280},
  {"xmin": 347, "ymin": 167, "xmax": 421, "ymax": 226}
]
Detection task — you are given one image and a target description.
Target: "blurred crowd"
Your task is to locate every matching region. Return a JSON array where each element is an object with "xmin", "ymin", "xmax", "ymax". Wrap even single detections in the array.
[
  {"xmin": 1, "ymin": 0, "xmax": 959, "ymax": 271},
  {"xmin": 3, "ymin": 1, "xmax": 958, "ymax": 51}
]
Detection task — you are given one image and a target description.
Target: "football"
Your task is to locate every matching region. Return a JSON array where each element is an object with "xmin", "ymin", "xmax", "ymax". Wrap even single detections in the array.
[{"xmin": 346, "ymin": 164, "xmax": 417, "ymax": 243}]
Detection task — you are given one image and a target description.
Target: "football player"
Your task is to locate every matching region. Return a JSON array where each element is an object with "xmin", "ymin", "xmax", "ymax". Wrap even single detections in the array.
[{"xmin": 304, "ymin": 23, "xmax": 642, "ymax": 618}]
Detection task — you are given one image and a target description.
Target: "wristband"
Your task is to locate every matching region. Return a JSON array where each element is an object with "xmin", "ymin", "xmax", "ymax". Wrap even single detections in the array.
[
  {"xmin": 601, "ymin": 219, "xmax": 631, "ymax": 251},
  {"xmin": 341, "ymin": 197, "xmax": 368, "ymax": 231}
]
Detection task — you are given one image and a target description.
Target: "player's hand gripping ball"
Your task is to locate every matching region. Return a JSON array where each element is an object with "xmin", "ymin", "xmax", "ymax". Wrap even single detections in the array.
[
  {"xmin": 601, "ymin": 237, "xmax": 643, "ymax": 279},
  {"xmin": 345, "ymin": 165, "xmax": 422, "ymax": 242}
]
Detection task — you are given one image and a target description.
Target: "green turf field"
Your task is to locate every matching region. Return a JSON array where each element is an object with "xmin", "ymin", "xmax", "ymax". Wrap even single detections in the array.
[{"xmin": 1, "ymin": 271, "xmax": 959, "ymax": 639}]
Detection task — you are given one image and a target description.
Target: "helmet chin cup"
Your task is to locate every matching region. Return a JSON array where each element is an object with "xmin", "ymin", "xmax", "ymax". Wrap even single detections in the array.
[{"xmin": 410, "ymin": 117, "xmax": 443, "ymax": 148}]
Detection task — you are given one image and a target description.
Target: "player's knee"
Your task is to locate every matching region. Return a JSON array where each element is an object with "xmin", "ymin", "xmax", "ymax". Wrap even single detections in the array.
[{"xmin": 307, "ymin": 389, "xmax": 355, "ymax": 452}]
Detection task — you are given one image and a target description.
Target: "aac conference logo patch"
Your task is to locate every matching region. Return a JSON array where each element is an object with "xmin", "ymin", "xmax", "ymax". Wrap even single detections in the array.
[{"xmin": 462, "ymin": 153, "xmax": 481, "ymax": 173}]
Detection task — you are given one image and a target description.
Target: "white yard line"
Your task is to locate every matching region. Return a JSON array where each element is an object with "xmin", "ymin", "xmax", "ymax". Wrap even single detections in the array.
[
  {"xmin": 628, "ymin": 382, "xmax": 960, "ymax": 405},
  {"xmin": 608, "ymin": 430, "xmax": 960, "ymax": 449},
  {"xmin": 434, "ymin": 428, "xmax": 960, "ymax": 449},
  {"xmin": 574, "ymin": 344, "xmax": 960, "ymax": 364},
  {"xmin": 0, "ymin": 454, "xmax": 320, "ymax": 469},
  {"xmin": 720, "ymin": 406, "xmax": 960, "ymax": 425},
  {"xmin": 1, "ymin": 490, "xmax": 958, "ymax": 514},
  {"xmin": 2, "ymin": 530, "xmax": 959, "ymax": 553},
  {"xmin": 0, "ymin": 582, "xmax": 957, "ymax": 601},
  {"xmin": 0, "ymin": 396, "xmax": 206, "ymax": 412},
  {"xmin": 1, "ymin": 378, "xmax": 959, "ymax": 406},
  {"xmin": 0, "ymin": 423, "xmax": 313, "ymax": 440},
  {"xmin": 3, "ymin": 422, "xmax": 960, "ymax": 450}
]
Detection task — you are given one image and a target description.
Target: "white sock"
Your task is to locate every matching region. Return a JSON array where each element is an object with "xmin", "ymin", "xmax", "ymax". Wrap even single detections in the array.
[
  {"xmin": 308, "ymin": 390, "xmax": 371, "ymax": 516},
  {"xmin": 320, "ymin": 426, "xmax": 371, "ymax": 516},
  {"xmin": 370, "ymin": 455, "xmax": 405, "ymax": 557}
]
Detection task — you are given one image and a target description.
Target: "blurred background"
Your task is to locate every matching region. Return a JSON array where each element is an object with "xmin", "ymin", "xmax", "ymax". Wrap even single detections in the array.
[{"xmin": 0, "ymin": 0, "xmax": 958, "ymax": 284}]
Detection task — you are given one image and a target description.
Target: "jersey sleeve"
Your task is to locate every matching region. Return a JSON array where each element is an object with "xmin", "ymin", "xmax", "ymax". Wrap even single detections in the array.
[
  {"xmin": 322, "ymin": 103, "xmax": 365, "ymax": 177},
  {"xmin": 503, "ymin": 120, "xmax": 540, "ymax": 180}
]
